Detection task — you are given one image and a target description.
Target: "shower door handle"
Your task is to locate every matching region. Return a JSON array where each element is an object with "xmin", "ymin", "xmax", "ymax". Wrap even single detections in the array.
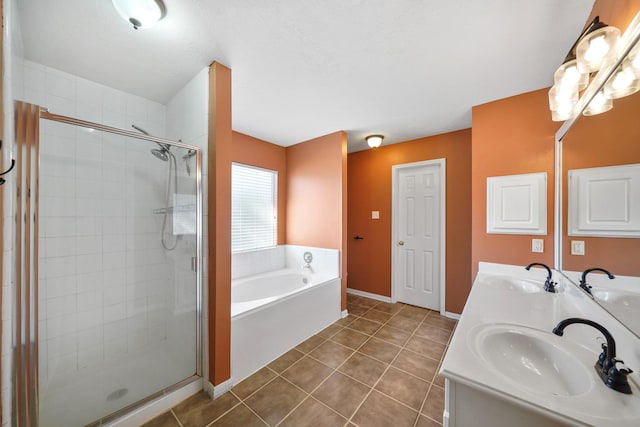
[{"xmin": 191, "ymin": 257, "xmax": 197, "ymax": 273}]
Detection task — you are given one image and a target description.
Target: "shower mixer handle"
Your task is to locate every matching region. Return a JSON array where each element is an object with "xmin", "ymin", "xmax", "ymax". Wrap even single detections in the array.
[{"xmin": 302, "ymin": 251, "xmax": 313, "ymax": 272}]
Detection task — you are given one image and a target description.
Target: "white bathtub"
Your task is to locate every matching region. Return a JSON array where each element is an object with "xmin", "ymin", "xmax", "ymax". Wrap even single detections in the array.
[{"xmin": 231, "ymin": 268, "xmax": 341, "ymax": 383}]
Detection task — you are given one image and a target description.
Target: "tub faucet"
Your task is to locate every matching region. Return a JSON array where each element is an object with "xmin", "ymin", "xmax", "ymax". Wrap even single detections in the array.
[
  {"xmin": 579, "ymin": 267, "xmax": 615, "ymax": 296},
  {"xmin": 553, "ymin": 318, "xmax": 633, "ymax": 394},
  {"xmin": 525, "ymin": 262, "xmax": 556, "ymax": 293},
  {"xmin": 302, "ymin": 251, "xmax": 313, "ymax": 272}
]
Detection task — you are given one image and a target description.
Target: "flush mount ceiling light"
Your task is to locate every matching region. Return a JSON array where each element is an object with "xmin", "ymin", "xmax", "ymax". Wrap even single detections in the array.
[
  {"xmin": 112, "ymin": 0, "xmax": 166, "ymax": 30},
  {"xmin": 366, "ymin": 135, "xmax": 383, "ymax": 148}
]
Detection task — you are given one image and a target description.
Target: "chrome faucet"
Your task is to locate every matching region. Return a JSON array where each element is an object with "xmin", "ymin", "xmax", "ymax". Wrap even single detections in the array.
[
  {"xmin": 579, "ymin": 267, "xmax": 615, "ymax": 296},
  {"xmin": 553, "ymin": 318, "xmax": 633, "ymax": 394},
  {"xmin": 525, "ymin": 262, "xmax": 556, "ymax": 293},
  {"xmin": 302, "ymin": 251, "xmax": 313, "ymax": 272}
]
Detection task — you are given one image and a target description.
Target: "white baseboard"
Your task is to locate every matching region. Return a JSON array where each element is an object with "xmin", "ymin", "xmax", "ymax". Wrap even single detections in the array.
[
  {"xmin": 205, "ymin": 380, "xmax": 215, "ymax": 399},
  {"xmin": 445, "ymin": 311, "xmax": 461, "ymax": 320},
  {"xmin": 211, "ymin": 378, "xmax": 233, "ymax": 398},
  {"xmin": 341, "ymin": 309, "xmax": 348, "ymax": 318},
  {"xmin": 346, "ymin": 288, "xmax": 392, "ymax": 303}
]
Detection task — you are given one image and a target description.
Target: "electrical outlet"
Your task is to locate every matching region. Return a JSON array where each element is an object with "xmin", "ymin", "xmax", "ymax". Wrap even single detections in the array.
[
  {"xmin": 571, "ymin": 240, "xmax": 585, "ymax": 256},
  {"xmin": 371, "ymin": 211, "xmax": 380, "ymax": 219},
  {"xmin": 532, "ymin": 239, "xmax": 544, "ymax": 253}
]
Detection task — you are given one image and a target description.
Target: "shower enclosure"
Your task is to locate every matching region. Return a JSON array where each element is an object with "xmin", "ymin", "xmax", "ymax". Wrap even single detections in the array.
[{"xmin": 13, "ymin": 102, "xmax": 202, "ymax": 426}]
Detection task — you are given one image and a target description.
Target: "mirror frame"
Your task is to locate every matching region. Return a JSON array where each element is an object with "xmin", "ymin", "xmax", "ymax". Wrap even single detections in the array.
[{"xmin": 554, "ymin": 11, "xmax": 640, "ymax": 271}]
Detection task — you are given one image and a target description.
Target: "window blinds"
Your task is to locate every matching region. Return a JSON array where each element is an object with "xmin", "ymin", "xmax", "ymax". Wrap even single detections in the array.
[{"xmin": 231, "ymin": 163, "xmax": 278, "ymax": 252}]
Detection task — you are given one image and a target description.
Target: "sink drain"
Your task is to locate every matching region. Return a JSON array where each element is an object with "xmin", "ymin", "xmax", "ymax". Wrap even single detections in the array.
[{"xmin": 106, "ymin": 388, "xmax": 128, "ymax": 402}]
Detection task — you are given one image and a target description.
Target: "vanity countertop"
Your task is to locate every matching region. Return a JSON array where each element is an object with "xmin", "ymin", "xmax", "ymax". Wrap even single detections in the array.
[{"xmin": 440, "ymin": 262, "xmax": 640, "ymax": 427}]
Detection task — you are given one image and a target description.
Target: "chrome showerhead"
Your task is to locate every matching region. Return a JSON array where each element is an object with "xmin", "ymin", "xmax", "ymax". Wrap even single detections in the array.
[
  {"xmin": 132, "ymin": 124, "xmax": 172, "ymax": 162},
  {"xmin": 151, "ymin": 148, "xmax": 169, "ymax": 161}
]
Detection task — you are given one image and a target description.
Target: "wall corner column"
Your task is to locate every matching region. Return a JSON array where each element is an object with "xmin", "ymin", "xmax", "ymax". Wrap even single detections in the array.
[
  {"xmin": 208, "ymin": 62, "xmax": 232, "ymax": 386},
  {"xmin": 340, "ymin": 131, "xmax": 348, "ymax": 311}
]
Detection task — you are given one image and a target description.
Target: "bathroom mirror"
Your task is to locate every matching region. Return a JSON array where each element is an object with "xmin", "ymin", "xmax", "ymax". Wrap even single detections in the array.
[{"xmin": 557, "ymin": 11, "xmax": 640, "ymax": 337}]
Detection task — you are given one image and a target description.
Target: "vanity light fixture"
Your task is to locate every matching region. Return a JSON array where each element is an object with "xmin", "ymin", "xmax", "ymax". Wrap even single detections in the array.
[
  {"xmin": 604, "ymin": 55, "xmax": 640, "ymax": 99},
  {"xmin": 112, "ymin": 0, "xmax": 166, "ymax": 30},
  {"xmin": 366, "ymin": 134, "xmax": 384, "ymax": 148},
  {"xmin": 549, "ymin": 16, "xmax": 628, "ymax": 121},
  {"xmin": 582, "ymin": 89, "xmax": 613, "ymax": 116},
  {"xmin": 575, "ymin": 18, "xmax": 620, "ymax": 73}
]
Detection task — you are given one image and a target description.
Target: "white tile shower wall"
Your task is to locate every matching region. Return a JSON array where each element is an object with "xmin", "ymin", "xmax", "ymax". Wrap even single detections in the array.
[
  {"xmin": 165, "ymin": 67, "xmax": 208, "ymax": 365},
  {"xmin": 20, "ymin": 60, "xmax": 176, "ymax": 389},
  {"xmin": 2, "ymin": 0, "xmax": 24, "ymax": 423}
]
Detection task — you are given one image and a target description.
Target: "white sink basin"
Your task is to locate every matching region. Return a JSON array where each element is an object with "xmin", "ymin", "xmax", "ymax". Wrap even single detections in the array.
[
  {"xmin": 482, "ymin": 276, "xmax": 544, "ymax": 293},
  {"xmin": 592, "ymin": 289, "xmax": 640, "ymax": 308},
  {"xmin": 470, "ymin": 324, "xmax": 592, "ymax": 397},
  {"xmin": 591, "ymin": 288, "xmax": 640, "ymax": 335}
]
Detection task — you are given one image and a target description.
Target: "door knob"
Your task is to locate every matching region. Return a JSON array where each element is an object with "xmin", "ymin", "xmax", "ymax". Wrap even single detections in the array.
[{"xmin": 398, "ymin": 241, "xmax": 405, "ymax": 246}]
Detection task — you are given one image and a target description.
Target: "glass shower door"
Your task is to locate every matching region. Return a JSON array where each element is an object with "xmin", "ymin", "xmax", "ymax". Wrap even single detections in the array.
[{"xmin": 34, "ymin": 114, "xmax": 201, "ymax": 426}]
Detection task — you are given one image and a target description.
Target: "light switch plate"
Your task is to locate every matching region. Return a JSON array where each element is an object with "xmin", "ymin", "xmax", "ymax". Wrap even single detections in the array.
[
  {"xmin": 571, "ymin": 240, "xmax": 585, "ymax": 256},
  {"xmin": 532, "ymin": 239, "xmax": 544, "ymax": 253},
  {"xmin": 371, "ymin": 211, "xmax": 380, "ymax": 220}
]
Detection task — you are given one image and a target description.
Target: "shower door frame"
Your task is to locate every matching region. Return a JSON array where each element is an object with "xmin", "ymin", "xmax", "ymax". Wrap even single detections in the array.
[{"xmin": 15, "ymin": 105, "xmax": 204, "ymax": 426}]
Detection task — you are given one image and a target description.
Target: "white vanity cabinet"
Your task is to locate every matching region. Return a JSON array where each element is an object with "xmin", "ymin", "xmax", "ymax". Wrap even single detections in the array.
[
  {"xmin": 440, "ymin": 263, "xmax": 640, "ymax": 427},
  {"xmin": 445, "ymin": 381, "xmax": 573, "ymax": 427}
]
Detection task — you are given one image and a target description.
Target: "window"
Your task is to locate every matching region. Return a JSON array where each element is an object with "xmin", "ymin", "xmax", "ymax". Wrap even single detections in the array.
[{"xmin": 232, "ymin": 163, "xmax": 278, "ymax": 252}]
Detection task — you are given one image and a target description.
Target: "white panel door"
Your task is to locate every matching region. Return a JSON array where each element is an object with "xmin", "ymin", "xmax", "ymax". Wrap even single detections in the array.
[{"xmin": 394, "ymin": 162, "xmax": 441, "ymax": 310}]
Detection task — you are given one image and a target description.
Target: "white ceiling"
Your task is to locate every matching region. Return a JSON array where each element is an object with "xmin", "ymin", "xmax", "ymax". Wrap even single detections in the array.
[{"xmin": 17, "ymin": 0, "xmax": 594, "ymax": 152}]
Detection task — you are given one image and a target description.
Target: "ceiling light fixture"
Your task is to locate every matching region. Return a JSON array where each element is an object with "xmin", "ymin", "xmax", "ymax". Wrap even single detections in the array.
[
  {"xmin": 366, "ymin": 135, "xmax": 383, "ymax": 148},
  {"xmin": 112, "ymin": 0, "xmax": 167, "ymax": 30},
  {"xmin": 548, "ymin": 16, "xmax": 635, "ymax": 121}
]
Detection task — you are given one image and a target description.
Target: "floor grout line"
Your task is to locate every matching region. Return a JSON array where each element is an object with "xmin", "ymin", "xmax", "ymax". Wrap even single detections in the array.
[
  {"xmin": 155, "ymin": 296, "xmax": 454, "ymax": 427},
  {"xmin": 344, "ymin": 300, "xmax": 434, "ymax": 426},
  {"xmin": 169, "ymin": 409, "xmax": 184, "ymax": 427}
]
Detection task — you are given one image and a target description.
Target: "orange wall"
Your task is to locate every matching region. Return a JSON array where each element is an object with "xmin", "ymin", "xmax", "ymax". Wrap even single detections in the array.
[
  {"xmin": 232, "ymin": 131, "xmax": 287, "ymax": 244},
  {"xmin": 286, "ymin": 131, "xmax": 348, "ymax": 309},
  {"xmin": 588, "ymin": 0, "xmax": 640, "ymax": 30},
  {"xmin": 208, "ymin": 62, "xmax": 232, "ymax": 386},
  {"xmin": 562, "ymin": 93, "xmax": 640, "ymax": 276},
  {"xmin": 347, "ymin": 130, "xmax": 472, "ymax": 314},
  {"xmin": 471, "ymin": 88, "xmax": 556, "ymax": 280}
]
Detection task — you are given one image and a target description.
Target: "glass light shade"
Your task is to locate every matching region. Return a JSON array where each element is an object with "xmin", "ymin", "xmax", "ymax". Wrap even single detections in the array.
[
  {"xmin": 551, "ymin": 109, "xmax": 574, "ymax": 122},
  {"xmin": 553, "ymin": 59, "xmax": 588, "ymax": 92},
  {"xmin": 366, "ymin": 135, "xmax": 383, "ymax": 148},
  {"xmin": 548, "ymin": 85, "xmax": 578, "ymax": 111},
  {"xmin": 583, "ymin": 90, "xmax": 613, "ymax": 116},
  {"xmin": 548, "ymin": 85, "xmax": 578, "ymax": 122},
  {"xmin": 112, "ymin": 0, "xmax": 166, "ymax": 29},
  {"xmin": 604, "ymin": 61, "xmax": 640, "ymax": 99},
  {"xmin": 576, "ymin": 26, "xmax": 621, "ymax": 73},
  {"xmin": 627, "ymin": 45, "xmax": 640, "ymax": 77}
]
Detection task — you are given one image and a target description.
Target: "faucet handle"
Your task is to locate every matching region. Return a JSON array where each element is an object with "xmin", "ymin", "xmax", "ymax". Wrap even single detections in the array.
[
  {"xmin": 612, "ymin": 359, "xmax": 633, "ymax": 375},
  {"xmin": 544, "ymin": 279, "xmax": 557, "ymax": 293},
  {"xmin": 597, "ymin": 344, "xmax": 608, "ymax": 370},
  {"xmin": 605, "ymin": 359, "xmax": 634, "ymax": 394}
]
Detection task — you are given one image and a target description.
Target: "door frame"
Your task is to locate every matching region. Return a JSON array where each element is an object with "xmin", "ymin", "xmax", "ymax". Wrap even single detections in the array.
[{"xmin": 391, "ymin": 158, "xmax": 446, "ymax": 316}]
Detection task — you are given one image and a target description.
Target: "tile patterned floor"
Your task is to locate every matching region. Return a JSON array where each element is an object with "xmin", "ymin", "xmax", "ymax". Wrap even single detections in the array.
[{"xmin": 144, "ymin": 295, "xmax": 456, "ymax": 427}]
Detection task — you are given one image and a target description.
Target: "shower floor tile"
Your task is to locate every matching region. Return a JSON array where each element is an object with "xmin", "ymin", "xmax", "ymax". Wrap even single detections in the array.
[{"xmin": 145, "ymin": 296, "xmax": 456, "ymax": 426}]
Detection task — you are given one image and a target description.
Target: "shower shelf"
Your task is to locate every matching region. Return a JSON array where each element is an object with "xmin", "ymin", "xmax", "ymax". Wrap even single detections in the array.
[{"xmin": 153, "ymin": 204, "xmax": 196, "ymax": 214}]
